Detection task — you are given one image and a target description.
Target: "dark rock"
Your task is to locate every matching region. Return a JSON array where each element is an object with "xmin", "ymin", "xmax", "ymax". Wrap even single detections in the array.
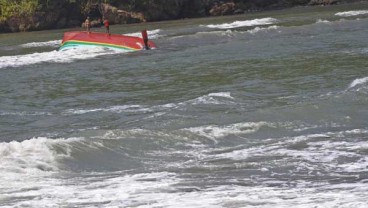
[
  {"xmin": 209, "ymin": 2, "xmax": 236, "ymax": 16},
  {"xmin": 309, "ymin": 0, "xmax": 338, "ymax": 5},
  {"xmin": 234, "ymin": 9, "xmax": 245, "ymax": 14}
]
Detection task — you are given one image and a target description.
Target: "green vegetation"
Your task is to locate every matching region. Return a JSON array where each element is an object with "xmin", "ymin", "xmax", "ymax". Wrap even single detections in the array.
[
  {"xmin": 0, "ymin": 0, "xmax": 39, "ymax": 22},
  {"xmin": 0, "ymin": 0, "xmax": 357, "ymax": 32}
]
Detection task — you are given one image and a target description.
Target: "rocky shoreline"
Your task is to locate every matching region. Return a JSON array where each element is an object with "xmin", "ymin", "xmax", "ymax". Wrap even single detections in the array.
[{"xmin": 0, "ymin": 0, "xmax": 363, "ymax": 33}]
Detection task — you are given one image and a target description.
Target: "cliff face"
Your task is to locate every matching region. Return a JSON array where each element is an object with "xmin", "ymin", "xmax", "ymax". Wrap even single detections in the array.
[
  {"xmin": 0, "ymin": 1, "xmax": 82, "ymax": 32},
  {"xmin": 0, "ymin": 0, "xmax": 360, "ymax": 33}
]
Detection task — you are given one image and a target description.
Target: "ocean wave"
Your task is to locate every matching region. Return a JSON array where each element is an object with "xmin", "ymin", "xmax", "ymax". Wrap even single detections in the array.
[
  {"xmin": 20, "ymin": 40, "xmax": 62, "ymax": 48},
  {"xmin": 213, "ymin": 128, "xmax": 368, "ymax": 172},
  {"xmin": 1, "ymin": 171, "xmax": 178, "ymax": 207},
  {"xmin": 123, "ymin": 29, "xmax": 162, "ymax": 39},
  {"xmin": 63, "ymin": 92, "xmax": 233, "ymax": 115},
  {"xmin": 0, "ymin": 137, "xmax": 80, "ymax": 174},
  {"xmin": 335, "ymin": 10, "xmax": 368, "ymax": 17},
  {"xmin": 63, "ymin": 104, "xmax": 149, "ymax": 115},
  {"xmin": 0, "ymin": 111, "xmax": 52, "ymax": 116},
  {"xmin": 205, "ymin": 17, "xmax": 278, "ymax": 29},
  {"xmin": 185, "ymin": 121, "xmax": 273, "ymax": 140},
  {"xmin": 316, "ymin": 19, "xmax": 331, "ymax": 24},
  {"xmin": 184, "ymin": 91, "xmax": 235, "ymax": 105},
  {"xmin": 348, "ymin": 77, "xmax": 368, "ymax": 89},
  {"xmin": 247, "ymin": 25, "xmax": 280, "ymax": 34},
  {"xmin": 0, "ymin": 46, "xmax": 124, "ymax": 69},
  {"xmin": 8, "ymin": 169, "xmax": 364, "ymax": 208}
]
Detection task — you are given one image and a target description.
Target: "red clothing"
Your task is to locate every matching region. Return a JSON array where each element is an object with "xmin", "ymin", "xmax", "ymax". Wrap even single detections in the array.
[{"xmin": 104, "ymin": 20, "xmax": 109, "ymax": 27}]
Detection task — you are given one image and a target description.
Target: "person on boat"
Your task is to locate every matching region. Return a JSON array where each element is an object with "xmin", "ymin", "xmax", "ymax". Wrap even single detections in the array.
[
  {"xmin": 103, "ymin": 18, "xmax": 110, "ymax": 34},
  {"xmin": 85, "ymin": 16, "xmax": 91, "ymax": 32},
  {"xmin": 141, "ymin": 29, "xmax": 150, "ymax": 50}
]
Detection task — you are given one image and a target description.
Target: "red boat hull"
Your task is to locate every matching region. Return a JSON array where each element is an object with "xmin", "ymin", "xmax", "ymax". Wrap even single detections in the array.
[{"xmin": 59, "ymin": 31, "xmax": 156, "ymax": 51}]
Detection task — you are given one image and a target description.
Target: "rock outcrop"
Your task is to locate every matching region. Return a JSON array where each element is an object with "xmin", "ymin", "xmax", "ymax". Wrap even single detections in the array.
[
  {"xmin": 309, "ymin": 0, "xmax": 338, "ymax": 5},
  {"xmin": 0, "ymin": 0, "xmax": 365, "ymax": 33},
  {"xmin": 209, "ymin": 2, "xmax": 236, "ymax": 16}
]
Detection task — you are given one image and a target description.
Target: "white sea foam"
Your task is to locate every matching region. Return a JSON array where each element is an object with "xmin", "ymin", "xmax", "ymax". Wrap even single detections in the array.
[
  {"xmin": 184, "ymin": 91, "xmax": 235, "ymax": 105},
  {"xmin": 6, "ymin": 176, "xmax": 368, "ymax": 207},
  {"xmin": 64, "ymin": 92, "xmax": 233, "ymax": 115},
  {"xmin": 124, "ymin": 29, "xmax": 162, "ymax": 39},
  {"xmin": 214, "ymin": 129, "xmax": 368, "ymax": 173},
  {"xmin": 0, "ymin": 137, "xmax": 80, "ymax": 175},
  {"xmin": 316, "ymin": 19, "xmax": 331, "ymax": 24},
  {"xmin": 0, "ymin": 46, "xmax": 124, "ymax": 69},
  {"xmin": 64, "ymin": 104, "xmax": 149, "ymax": 115},
  {"xmin": 205, "ymin": 17, "xmax": 278, "ymax": 29},
  {"xmin": 335, "ymin": 10, "xmax": 368, "ymax": 17},
  {"xmin": 2, "ymin": 128, "xmax": 368, "ymax": 207},
  {"xmin": 63, "ymin": 103, "xmax": 175, "ymax": 116},
  {"xmin": 0, "ymin": 111, "xmax": 51, "ymax": 116},
  {"xmin": 348, "ymin": 77, "xmax": 368, "ymax": 88},
  {"xmin": 186, "ymin": 121, "xmax": 272, "ymax": 139},
  {"xmin": 20, "ymin": 40, "xmax": 62, "ymax": 48},
  {"xmin": 207, "ymin": 92, "xmax": 234, "ymax": 99},
  {"xmin": 1, "ymin": 169, "xmax": 178, "ymax": 207},
  {"xmin": 247, "ymin": 25, "xmax": 280, "ymax": 34}
]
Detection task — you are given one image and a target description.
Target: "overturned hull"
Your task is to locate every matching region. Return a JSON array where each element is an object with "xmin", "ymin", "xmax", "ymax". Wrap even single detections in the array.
[{"xmin": 59, "ymin": 31, "xmax": 156, "ymax": 51}]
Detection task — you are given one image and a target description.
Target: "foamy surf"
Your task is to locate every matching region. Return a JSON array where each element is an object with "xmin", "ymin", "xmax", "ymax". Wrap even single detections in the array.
[
  {"xmin": 63, "ymin": 92, "xmax": 234, "ymax": 116},
  {"xmin": 348, "ymin": 77, "xmax": 368, "ymax": 89},
  {"xmin": 247, "ymin": 25, "xmax": 280, "ymax": 34},
  {"xmin": 20, "ymin": 40, "xmax": 62, "ymax": 48},
  {"xmin": 0, "ymin": 46, "xmax": 124, "ymax": 69},
  {"xmin": 205, "ymin": 17, "xmax": 278, "ymax": 29},
  {"xmin": 124, "ymin": 29, "xmax": 162, "ymax": 39},
  {"xmin": 335, "ymin": 10, "xmax": 368, "ymax": 17},
  {"xmin": 185, "ymin": 121, "xmax": 272, "ymax": 140},
  {"xmin": 316, "ymin": 19, "xmax": 331, "ymax": 24},
  {"xmin": 0, "ymin": 137, "xmax": 80, "ymax": 174}
]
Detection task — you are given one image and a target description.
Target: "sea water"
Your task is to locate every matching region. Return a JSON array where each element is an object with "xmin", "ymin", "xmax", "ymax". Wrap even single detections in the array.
[{"xmin": 1, "ymin": 2, "xmax": 368, "ymax": 207}]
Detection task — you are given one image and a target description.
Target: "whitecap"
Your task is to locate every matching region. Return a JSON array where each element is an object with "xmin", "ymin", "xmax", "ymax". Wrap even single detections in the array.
[
  {"xmin": 0, "ymin": 111, "xmax": 52, "ymax": 116},
  {"xmin": 205, "ymin": 17, "xmax": 278, "ymax": 29},
  {"xmin": 123, "ymin": 29, "xmax": 162, "ymax": 39},
  {"xmin": 185, "ymin": 121, "xmax": 273, "ymax": 139},
  {"xmin": 63, "ymin": 103, "xmax": 177, "ymax": 115},
  {"xmin": 316, "ymin": 19, "xmax": 331, "ymax": 24},
  {"xmin": 0, "ymin": 46, "xmax": 124, "ymax": 69},
  {"xmin": 348, "ymin": 77, "xmax": 368, "ymax": 89},
  {"xmin": 63, "ymin": 104, "xmax": 147, "ymax": 115},
  {"xmin": 335, "ymin": 10, "xmax": 368, "ymax": 17},
  {"xmin": 208, "ymin": 92, "xmax": 234, "ymax": 99},
  {"xmin": 20, "ymin": 40, "xmax": 62, "ymax": 48},
  {"xmin": 183, "ymin": 92, "xmax": 235, "ymax": 105},
  {"xmin": 247, "ymin": 25, "xmax": 279, "ymax": 34},
  {"xmin": 0, "ymin": 137, "xmax": 81, "ymax": 174}
]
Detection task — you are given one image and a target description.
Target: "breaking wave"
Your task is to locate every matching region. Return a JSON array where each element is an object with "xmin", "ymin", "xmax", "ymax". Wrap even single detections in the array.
[
  {"xmin": 247, "ymin": 25, "xmax": 280, "ymax": 34},
  {"xmin": 348, "ymin": 77, "xmax": 368, "ymax": 89},
  {"xmin": 335, "ymin": 10, "xmax": 368, "ymax": 17},
  {"xmin": 205, "ymin": 17, "xmax": 278, "ymax": 29},
  {"xmin": 20, "ymin": 40, "xmax": 62, "ymax": 48},
  {"xmin": 0, "ymin": 137, "xmax": 80, "ymax": 174},
  {"xmin": 63, "ymin": 92, "xmax": 235, "ymax": 116},
  {"xmin": 0, "ymin": 47, "xmax": 124, "ymax": 69},
  {"xmin": 185, "ymin": 121, "xmax": 273, "ymax": 140},
  {"xmin": 124, "ymin": 29, "xmax": 162, "ymax": 39}
]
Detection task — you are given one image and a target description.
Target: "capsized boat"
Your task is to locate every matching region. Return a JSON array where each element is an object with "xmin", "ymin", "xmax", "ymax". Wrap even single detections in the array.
[{"xmin": 59, "ymin": 30, "xmax": 156, "ymax": 51}]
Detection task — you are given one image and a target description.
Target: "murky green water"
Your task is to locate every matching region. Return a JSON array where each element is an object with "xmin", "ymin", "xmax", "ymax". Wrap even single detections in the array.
[{"xmin": 1, "ymin": 2, "xmax": 368, "ymax": 207}]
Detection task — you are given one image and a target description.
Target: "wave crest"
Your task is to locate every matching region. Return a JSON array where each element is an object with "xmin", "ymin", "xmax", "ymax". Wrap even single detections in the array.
[
  {"xmin": 335, "ymin": 10, "xmax": 368, "ymax": 17},
  {"xmin": 205, "ymin": 17, "xmax": 278, "ymax": 29},
  {"xmin": 348, "ymin": 77, "xmax": 368, "ymax": 89}
]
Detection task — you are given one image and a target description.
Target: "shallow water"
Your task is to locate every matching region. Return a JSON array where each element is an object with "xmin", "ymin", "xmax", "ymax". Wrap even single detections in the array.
[{"xmin": 1, "ymin": 3, "xmax": 368, "ymax": 207}]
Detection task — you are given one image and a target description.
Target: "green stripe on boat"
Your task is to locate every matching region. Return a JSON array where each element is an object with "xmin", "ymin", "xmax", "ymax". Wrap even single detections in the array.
[{"xmin": 60, "ymin": 40, "xmax": 139, "ymax": 51}]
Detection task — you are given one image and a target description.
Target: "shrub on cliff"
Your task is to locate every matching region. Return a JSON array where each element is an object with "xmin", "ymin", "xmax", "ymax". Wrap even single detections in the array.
[{"xmin": 0, "ymin": 0, "xmax": 38, "ymax": 22}]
